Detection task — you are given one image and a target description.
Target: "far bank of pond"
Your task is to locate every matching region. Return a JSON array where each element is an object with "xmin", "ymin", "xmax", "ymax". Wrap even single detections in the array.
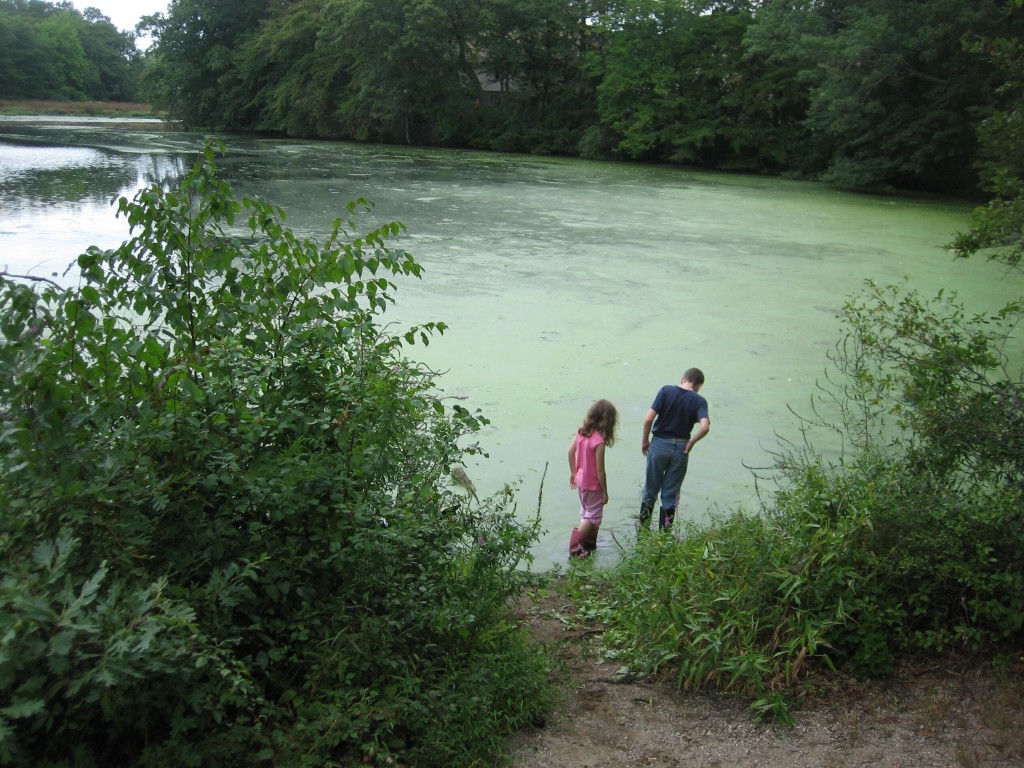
[
  {"xmin": 2, "ymin": 117, "xmax": 1019, "ymax": 566},
  {"xmin": 0, "ymin": 99, "xmax": 161, "ymax": 117}
]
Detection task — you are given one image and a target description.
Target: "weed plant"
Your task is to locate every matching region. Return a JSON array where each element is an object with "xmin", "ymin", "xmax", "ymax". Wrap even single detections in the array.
[
  {"xmin": 589, "ymin": 515, "xmax": 849, "ymax": 724},
  {"xmin": 0, "ymin": 143, "xmax": 553, "ymax": 767},
  {"xmin": 579, "ymin": 281, "xmax": 1022, "ymax": 724}
]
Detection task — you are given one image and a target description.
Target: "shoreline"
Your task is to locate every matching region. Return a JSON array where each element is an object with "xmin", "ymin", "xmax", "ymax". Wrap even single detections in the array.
[{"xmin": 0, "ymin": 99, "xmax": 163, "ymax": 118}]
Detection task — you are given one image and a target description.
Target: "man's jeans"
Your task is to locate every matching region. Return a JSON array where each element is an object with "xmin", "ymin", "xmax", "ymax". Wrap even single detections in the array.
[{"xmin": 641, "ymin": 436, "xmax": 690, "ymax": 511}]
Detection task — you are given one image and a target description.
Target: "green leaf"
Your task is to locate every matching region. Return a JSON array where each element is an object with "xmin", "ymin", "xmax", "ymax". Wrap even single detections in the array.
[
  {"xmin": 49, "ymin": 630, "xmax": 75, "ymax": 656},
  {"xmin": 1, "ymin": 699, "xmax": 46, "ymax": 720}
]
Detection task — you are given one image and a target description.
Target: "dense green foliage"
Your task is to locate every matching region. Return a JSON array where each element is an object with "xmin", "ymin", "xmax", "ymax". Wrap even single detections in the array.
[
  {"xmin": 571, "ymin": 22, "xmax": 1024, "ymax": 721},
  {"xmin": 6, "ymin": 0, "xmax": 1019, "ymax": 193},
  {"xmin": 0, "ymin": 0, "xmax": 142, "ymax": 101},
  {"xmin": 0, "ymin": 144, "xmax": 554, "ymax": 767},
  {"xmin": 951, "ymin": 34, "xmax": 1024, "ymax": 269},
  {"xmin": 131, "ymin": 0, "xmax": 1024, "ymax": 194},
  {"xmin": 578, "ymin": 280, "xmax": 1022, "ymax": 720},
  {"xmin": 589, "ymin": 514, "xmax": 849, "ymax": 725}
]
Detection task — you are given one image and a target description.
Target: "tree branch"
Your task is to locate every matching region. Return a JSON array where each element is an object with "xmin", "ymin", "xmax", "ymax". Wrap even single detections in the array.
[{"xmin": 0, "ymin": 271, "xmax": 65, "ymax": 290}]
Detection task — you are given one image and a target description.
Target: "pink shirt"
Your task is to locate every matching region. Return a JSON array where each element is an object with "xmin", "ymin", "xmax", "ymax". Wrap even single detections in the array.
[{"xmin": 573, "ymin": 431, "xmax": 606, "ymax": 491}]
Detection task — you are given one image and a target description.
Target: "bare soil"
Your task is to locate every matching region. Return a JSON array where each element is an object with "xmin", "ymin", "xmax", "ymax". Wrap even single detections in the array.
[{"xmin": 507, "ymin": 583, "xmax": 1024, "ymax": 768}]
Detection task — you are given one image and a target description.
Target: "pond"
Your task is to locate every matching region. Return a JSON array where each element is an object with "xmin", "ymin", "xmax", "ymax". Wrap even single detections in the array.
[{"xmin": 2, "ymin": 116, "xmax": 1018, "ymax": 567}]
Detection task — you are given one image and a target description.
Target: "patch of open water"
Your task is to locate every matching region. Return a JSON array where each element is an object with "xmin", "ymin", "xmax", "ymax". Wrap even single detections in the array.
[{"xmin": 1, "ymin": 119, "xmax": 1019, "ymax": 567}]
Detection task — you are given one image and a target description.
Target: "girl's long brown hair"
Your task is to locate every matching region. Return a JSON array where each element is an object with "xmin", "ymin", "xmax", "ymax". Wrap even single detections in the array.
[{"xmin": 579, "ymin": 399, "xmax": 618, "ymax": 447}]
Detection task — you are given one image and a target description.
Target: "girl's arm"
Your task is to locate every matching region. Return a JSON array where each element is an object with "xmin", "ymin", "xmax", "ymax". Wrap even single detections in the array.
[
  {"xmin": 595, "ymin": 443, "xmax": 608, "ymax": 504},
  {"xmin": 567, "ymin": 434, "xmax": 578, "ymax": 488}
]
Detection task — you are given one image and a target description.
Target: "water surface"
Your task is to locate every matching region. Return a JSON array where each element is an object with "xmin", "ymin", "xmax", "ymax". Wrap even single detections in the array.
[{"xmin": 2, "ymin": 118, "xmax": 1018, "ymax": 567}]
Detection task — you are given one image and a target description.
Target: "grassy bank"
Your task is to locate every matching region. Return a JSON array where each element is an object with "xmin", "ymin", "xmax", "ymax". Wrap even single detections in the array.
[{"xmin": 0, "ymin": 99, "xmax": 161, "ymax": 117}]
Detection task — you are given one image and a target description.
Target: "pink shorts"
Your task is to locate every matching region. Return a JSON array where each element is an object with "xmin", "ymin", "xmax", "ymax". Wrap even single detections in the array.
[{"xmin": 578, "ymin": 489, "xmax": 605, "ymax": 525}]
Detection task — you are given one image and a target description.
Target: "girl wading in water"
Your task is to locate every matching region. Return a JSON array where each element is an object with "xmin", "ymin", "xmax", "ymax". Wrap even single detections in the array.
[{"xmin": 567, "ymin": 399, "xmax": 618, "ymax": 558}]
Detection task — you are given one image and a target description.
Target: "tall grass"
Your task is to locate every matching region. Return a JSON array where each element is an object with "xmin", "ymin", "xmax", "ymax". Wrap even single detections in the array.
[
  {"xmin": 575, "ymin": 439, "xmax": 1021, "ymax": 723},
  {"xmin": 587, "ymin": 509, "xmax": 854, "ymax": 723}
]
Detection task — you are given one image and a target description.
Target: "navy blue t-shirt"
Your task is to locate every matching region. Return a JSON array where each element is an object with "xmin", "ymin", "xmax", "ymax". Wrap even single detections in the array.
[{"xmin": 650, "ymin": 385, "xmax": 709, "ymax": 439}]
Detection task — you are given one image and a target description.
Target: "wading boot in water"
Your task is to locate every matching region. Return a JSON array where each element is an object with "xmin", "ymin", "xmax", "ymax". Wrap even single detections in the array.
[
  {"xmin": 659, "ymin": 506, "xmax": 675, "ymax": 530},
  {"xmin": 637, "ymin": 504, "xmax": 654, "ymax": 533}
]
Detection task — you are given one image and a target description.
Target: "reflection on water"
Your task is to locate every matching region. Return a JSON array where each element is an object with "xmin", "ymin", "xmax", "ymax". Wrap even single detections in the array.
[
  {"xmin": 1, "ymin": 117, "xmax": 1019, "ymax": 568},
  {"xmin": 0, "ymin": 145, "xmax": 178, "ymax": 209},
  {"xmin": 0, "ymin": 133, "xmax": 188, "ymax": 276}
]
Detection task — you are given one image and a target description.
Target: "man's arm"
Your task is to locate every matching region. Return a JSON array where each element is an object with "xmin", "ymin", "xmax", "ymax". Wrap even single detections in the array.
[
  {"xmin": 641, "ymin": 408, "xmax": 657, "ymax": 456},
  {"xmin": 685, "ymin": 417, "xmax": 710, "ymax": 454}
]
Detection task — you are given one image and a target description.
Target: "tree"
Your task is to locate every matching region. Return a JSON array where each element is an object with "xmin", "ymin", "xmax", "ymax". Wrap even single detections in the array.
[
  {"xmin": 756, "ymin": 9, "xmax": 1024, "ymax": 671},
  {"xmin": 236, "ymin": 0, "xmax": 349, "ymax": 137},
  {"xmin": 800, "ymin": 0, "xmax": 1014, "ymax": 192},
  {"xmin": 127, "ymin": 0, "xmax": 1016, "ymax": 196},
  {"xmin": 587, "ymin": 0, "xmax": 694, "ymax": 161},
  {"xmin": 77, "ymin": 7, "xmax": 140, "ymax": 101},
  {"xmin": 589, "ymin": 0, "xmax": 759, "ymax": 165},
  {"xmin": 738, "ymin": 0, "xmax": 829, "ymax": 175},
  {"xmin": 316, "ymin": 0, "xmax": 485, "ymax": 145},
  {"xmin": 37, "ymin": 10, "xmax": 97, "ymax": 99},
  {"xmin": 477, "ymin": 0, "xmax": 600, "ymax": 154},
  {"xmin": 142, "ymin": 0, "xmax": 273, "ymax": 127},
  {"xmin": 0, "ymin": 0, "xmax": 140, "ymax": 100},
  {"xmin": 0, "ymin": 9, "xmax": 43, "ymax": 97},
  {"xmin": 950, "ymin": 31, "xmax": 1024, "ymax": 271}
]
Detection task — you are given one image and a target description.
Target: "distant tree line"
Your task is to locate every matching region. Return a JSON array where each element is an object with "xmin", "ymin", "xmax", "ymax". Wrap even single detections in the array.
[
  {"xmin": 136, "ymin": 0, "xmax": 1023, "ymax": 195},
  {"xmin": 0, "ymin": 0, "xmax": 141, "ymax": 102}
]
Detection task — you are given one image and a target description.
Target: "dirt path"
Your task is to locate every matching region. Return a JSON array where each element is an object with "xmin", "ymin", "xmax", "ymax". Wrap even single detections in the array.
[{"xmin": 507, "ymin": 585, "xmax": 1024, "ymax": 768}]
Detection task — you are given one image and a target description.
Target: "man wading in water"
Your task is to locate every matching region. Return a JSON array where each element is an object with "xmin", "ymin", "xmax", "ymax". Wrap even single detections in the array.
[{"xmin": 638, "ymin": 368, "xmax": 710, "ymax": 531}]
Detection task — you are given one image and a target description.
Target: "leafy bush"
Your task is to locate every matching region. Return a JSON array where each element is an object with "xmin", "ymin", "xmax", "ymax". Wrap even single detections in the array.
[
  {"xmin": 771, "ymin": 445, "xmax": 1023, "ymax": 676},
  {"xmin": 583, "ymin": 281, "xmax": 1022, "ymax": 721},
  {"xmin": 0, "ymin": 143, "xmax": 552, "ymax": 767},
  {"xmin": 588, "ymin": 510, "xmax": 853, "ymax": 724},
  {"xmin": 771, "ymin": 283, "xmax": 1024, "ymax": 674}
]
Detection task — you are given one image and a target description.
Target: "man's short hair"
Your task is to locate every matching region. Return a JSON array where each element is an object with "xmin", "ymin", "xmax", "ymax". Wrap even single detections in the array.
[{"xmin": 683, "ymin": 367, "xmax": 705, "ymax": 386}]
